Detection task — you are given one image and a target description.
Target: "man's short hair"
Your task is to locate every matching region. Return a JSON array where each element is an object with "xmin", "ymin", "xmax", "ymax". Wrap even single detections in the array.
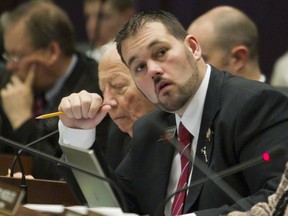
[
  {"xmin": 115, "ymin": 9, "xmax": 187, "ymax": 63},
  {"xmin": 1, "ymin": 0, "xmax": 75, "ymax": 56}
]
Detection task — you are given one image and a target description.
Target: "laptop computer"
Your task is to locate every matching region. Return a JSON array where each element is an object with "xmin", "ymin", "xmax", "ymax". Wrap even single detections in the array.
[{"xmin": 59, "ymin": 144, "xmax": 120, "ymax": 208}]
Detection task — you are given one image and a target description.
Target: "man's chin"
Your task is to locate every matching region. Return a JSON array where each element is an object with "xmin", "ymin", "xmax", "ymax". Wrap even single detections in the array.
[{"xmin": 157, "ymin": 102, "xmax": 180, "ymax": 113}]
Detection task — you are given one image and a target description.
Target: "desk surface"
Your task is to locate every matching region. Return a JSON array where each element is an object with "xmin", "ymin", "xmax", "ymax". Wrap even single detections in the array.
[{"xmin": 0, "ymin": 176, "xmax": 80, "ymax": 206}]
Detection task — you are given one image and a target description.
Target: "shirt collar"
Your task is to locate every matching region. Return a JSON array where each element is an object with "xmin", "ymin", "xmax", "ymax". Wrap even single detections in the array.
[
  {"xmin": 175, "ymin": 64, "xmax": 211, "ymax": 138},
  {"xmin": 45, "ymin": 54, "xmax": 78, "ymax": 102},
  {"xmin": 259, "ymin": 74, "xmax": 266, "ymax": 82}
]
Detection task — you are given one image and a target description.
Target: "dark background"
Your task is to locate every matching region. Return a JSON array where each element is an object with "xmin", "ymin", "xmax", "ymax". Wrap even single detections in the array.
[{"xmin": 1, "ymin": 0, "xmax": 288, "ymax": 82}]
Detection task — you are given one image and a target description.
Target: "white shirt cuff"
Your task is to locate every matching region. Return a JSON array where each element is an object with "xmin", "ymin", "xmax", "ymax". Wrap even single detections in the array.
[{"xmin": 58, "ymin": 121, "xmax": 95, "ymax": 149}]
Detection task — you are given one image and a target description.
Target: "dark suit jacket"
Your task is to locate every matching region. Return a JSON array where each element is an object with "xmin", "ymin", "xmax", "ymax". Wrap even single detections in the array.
[
  {"xmin": 105, "ymin": 123, "xmax": 131, "ymax": 170},
  {"xmin": 115, "ymin": 67, "xmax": 288, "ymax": 216},
  {"xmin": 0, "ymin": 52, "xmax": 112, "ymax": 179}
]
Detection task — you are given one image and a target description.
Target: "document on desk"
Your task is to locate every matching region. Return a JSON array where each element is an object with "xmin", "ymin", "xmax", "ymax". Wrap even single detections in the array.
[
  {"xmin": 23, "ymin": 204, "xmax": 65, "ymax": 213},
  {"xmin": 23, "ymin": 204, "xmax": 139, "ymax": 216},
  {"xmin": 89, "ymin": 207, "xmax": 139, "ymax": 216}
]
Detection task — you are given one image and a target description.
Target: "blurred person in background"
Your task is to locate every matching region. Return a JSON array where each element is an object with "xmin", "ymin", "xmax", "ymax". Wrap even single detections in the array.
[
  {"xmin": 0, "ymin": 0, "xmax": 110, "ymax": 179},
  {"xmin": 270, "ymin": 51, "xmax": 288, "ymax": 87},
  {"xmin": 187, "ymin": 6, "xmax": 265, "ymax": 82},
  {"xmin": 83, "ymin": 0, "xmax": 135, "ymax": 62},
  {"xmin": 187, "ymin": 6, "xmax": 288, "ymax": 97}
]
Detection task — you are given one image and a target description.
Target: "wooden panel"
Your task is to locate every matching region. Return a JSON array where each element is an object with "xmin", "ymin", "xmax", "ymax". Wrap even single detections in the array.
[{"xmin": 0, "ymin": 154, "xmax": 33, "ymax": 176}]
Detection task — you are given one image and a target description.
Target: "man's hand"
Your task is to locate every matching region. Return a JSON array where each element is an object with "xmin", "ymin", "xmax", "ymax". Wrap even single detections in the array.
[
  {"xmin": 58, "ymin": 90, "xmax": 111, "ymax": 129},
  {"xmin": 1, "ymin": 65, "xmax": 35, "ymax": 129}
]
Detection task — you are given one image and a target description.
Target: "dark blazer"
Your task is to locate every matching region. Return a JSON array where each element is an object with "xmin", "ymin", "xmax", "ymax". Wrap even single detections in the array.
[
  {"xmin": 0, "ymin": 52, "xmax": 112, "ymax": 179},
  {"xmin": 115, "ymin": 67, "xmax": 288, "ymax": 216},
  {"xmin": 105, "ymin": 123, "xmax": 131, "ymax": 170}
]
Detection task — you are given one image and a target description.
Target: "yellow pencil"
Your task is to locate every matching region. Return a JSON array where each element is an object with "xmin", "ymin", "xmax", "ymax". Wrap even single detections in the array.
[
  {"xmin": 36, "ymin": 111, "xmax": 64, "ymax": 119},
  {"xmin": 36, "ymin": 104, "xmax": 106, "ymax": 119}
]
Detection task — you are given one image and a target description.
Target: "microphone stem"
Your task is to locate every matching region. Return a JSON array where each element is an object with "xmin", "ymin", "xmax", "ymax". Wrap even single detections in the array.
[
  {"xmin": 170, "ymin": 136, "xmax": 245, "ymax": 204},
  {"xmin": 9, "ymin": 130, "xmax": 59, "ymax": 178},
  {"xmin": 16, "ymin": 152, "xmax": 28, "ymax": 204}
]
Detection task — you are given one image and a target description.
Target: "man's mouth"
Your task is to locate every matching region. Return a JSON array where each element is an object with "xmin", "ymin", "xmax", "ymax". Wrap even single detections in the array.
[{"xmin": 156, "ymin": 80, "xmax": 172, "ymax": 94}]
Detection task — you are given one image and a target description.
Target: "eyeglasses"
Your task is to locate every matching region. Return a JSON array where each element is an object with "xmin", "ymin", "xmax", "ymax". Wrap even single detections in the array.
[
  {"xmin": 2, "ymin": 50, "xmax": 40, "ymax": 64},
  {"xmin": 2, "ymin": 53, "xmax": 21, "ymax": 64}
]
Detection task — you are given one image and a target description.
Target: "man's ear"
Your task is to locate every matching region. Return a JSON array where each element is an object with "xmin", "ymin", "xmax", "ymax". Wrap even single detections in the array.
[
  {"xmin": 230, "ymin": 45, "xmax": 248, "ymax": 71},
  {"xmin": 185, "ymin": 35, "xmax": 202, "ymax": 60},
  {"xmin": 45, "ymin": 42, "xmax": 61, "ymax": 65}
]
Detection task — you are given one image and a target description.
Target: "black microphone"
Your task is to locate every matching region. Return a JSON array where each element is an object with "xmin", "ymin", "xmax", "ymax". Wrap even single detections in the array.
[
  {"xmin": 9, "ymin": 130, "xmax": 59, "ymax": 177},
  {"xmin": 150, "ymin": 119, "xmax": 287, "ymax": 216},
  {"xmin": 8, "ymin": 130, "xmax": 59, "ymax": 204},
  {"xmin": 153, "ymin": 136, "xmax": 286, "ymax": 216},
  {"xmin": 0, "ymin": 135, "xmax": 129, "ymax": 212}
]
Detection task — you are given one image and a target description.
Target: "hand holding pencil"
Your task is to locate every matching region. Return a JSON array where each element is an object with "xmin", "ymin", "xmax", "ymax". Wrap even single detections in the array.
[{"xmin": 37, "ymin": 90, "xmax": 110, "ymax": 130}]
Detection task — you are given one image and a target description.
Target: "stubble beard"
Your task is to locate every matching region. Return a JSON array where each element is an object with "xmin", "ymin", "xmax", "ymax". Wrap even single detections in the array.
[
  {"xmin": 156, "ymin": 73, "xmax": 199, "ymax": 112},
  {"xmin": 156, "ymin": 51, "xmax": 200, "ymax": 112}
]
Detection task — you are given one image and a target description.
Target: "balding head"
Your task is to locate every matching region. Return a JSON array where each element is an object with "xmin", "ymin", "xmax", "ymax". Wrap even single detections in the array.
[
  {"xmin": 98, "ymin": 43, "xmax": 124, "ymax": 75},
  {"xmin": 188, "ymin": 6, "xmax": 261, "ymax": 80}
]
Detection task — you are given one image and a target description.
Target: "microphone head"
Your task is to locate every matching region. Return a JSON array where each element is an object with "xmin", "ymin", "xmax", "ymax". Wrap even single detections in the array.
[
  {"xmin": 263, "ymin": 146, "xmax": 288, "ymax": 163},
  {"xmin": 262, "ymin": 152, "xmax": 271, "ymax": 162}
]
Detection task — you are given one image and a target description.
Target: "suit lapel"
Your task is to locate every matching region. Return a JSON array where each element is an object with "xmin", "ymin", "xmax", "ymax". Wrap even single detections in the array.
[
  {"xmin": 184, "ymin": 67, "xmax": 224, "ymax": 213},
  {"xmin": 133, "ymin": 111, "xmax": 177, "ymax": 213}
]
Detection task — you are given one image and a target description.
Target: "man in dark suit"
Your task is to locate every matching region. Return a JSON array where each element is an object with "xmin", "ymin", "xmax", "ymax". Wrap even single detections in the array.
[
  {"xmin": 57, "ymin": 10, "xmax": 288, "ymax": 216},
  {"xmin": 0, "ymin": 1, "xmax": 111, "ymax": 179}
]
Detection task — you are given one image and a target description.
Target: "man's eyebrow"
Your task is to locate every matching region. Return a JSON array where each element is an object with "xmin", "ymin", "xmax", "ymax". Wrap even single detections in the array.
[
  {"xmin": 127, "ymin": 40, "xmax": 161, "ymax": 68},
  {"xmin": 128, "ymin": 56, "xmax": 136, "ymax": 68}
]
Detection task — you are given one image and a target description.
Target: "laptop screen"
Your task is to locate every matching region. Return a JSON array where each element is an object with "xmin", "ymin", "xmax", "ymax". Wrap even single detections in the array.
[{"xmin": 60, "ymin": 144, "xmax": 120, "ymax": 208}]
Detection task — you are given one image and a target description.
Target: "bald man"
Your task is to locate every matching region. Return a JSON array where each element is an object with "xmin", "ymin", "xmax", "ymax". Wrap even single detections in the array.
[{"xmin": 188, "ymin": 6, "xmax": 265, "ymax": 82}]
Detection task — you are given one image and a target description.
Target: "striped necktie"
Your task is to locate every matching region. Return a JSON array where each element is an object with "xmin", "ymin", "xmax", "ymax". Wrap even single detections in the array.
[{"xmin": 171, "ymin": 122, "xmax": 193, "ymax": 215}]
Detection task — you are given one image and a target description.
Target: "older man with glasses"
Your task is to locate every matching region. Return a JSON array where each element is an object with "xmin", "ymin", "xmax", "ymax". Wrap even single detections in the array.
[{"xmin": 0, "ymin": 0, "xmax": 111, "ymax": 180}]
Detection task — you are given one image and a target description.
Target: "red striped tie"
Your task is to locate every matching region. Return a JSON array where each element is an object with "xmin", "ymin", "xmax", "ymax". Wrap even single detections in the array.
[{"xmin": 171, "ymin": 122, "xmax": 193, "ymax": 215}]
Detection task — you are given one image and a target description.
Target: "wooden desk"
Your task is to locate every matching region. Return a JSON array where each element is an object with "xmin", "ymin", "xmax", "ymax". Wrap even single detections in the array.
[{"xmin": 0, "ymin": 176, "xmax": 80, "ymax": 206}]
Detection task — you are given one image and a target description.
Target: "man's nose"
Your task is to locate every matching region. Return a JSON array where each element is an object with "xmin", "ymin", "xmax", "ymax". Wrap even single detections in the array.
[
  {"xmin": 103, "ymin": 90, "xmax": 117, "ymax": 107},
  {"xmin": 5, "ymin": 61, "xmax": 17, "ymax": 73},
  {"xmin": 147, "ymin": 60, "xmax": 163, "ymax": 79}
]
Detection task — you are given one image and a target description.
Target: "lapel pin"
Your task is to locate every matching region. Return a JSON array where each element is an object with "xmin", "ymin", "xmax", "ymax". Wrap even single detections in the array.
[
  {"xmin": 201, "ymin": 146, "xmax": 208, "ymax": 163},
  {"xmin": 206, "ymin": 127, "xmax": 213, "ymax": 142}
]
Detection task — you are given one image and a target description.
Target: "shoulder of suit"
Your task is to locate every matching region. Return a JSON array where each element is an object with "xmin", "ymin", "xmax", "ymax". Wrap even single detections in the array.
[{"xmin": 134, "ymin": 109, "xmax": 175, "ymax": 131}]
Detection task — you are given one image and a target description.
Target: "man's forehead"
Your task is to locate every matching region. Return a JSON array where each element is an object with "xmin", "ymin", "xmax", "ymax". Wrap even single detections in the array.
[
  {"xmin": 4, "ymin": 23, "xmax": 32, "ymax": 52},
  {"xmin": 121, "ymin": 22, "xmax": 171, "ymax": 63}
]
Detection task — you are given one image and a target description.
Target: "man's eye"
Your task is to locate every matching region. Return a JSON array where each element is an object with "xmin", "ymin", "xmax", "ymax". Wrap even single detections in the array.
[
  {"xmin": 113, "ymin": 85, "xmax": 124, "ymax": 90},
  {"xmin": 112, "ymin": 85, "xmax": 126, "ymax": 94},
  {"xmin": 134, "ymin": 63, "xmax": 146, "ymax": 73},
  {"xmin": 157, "ymin": 48, "xmax": 167, "ymax": 57}
]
